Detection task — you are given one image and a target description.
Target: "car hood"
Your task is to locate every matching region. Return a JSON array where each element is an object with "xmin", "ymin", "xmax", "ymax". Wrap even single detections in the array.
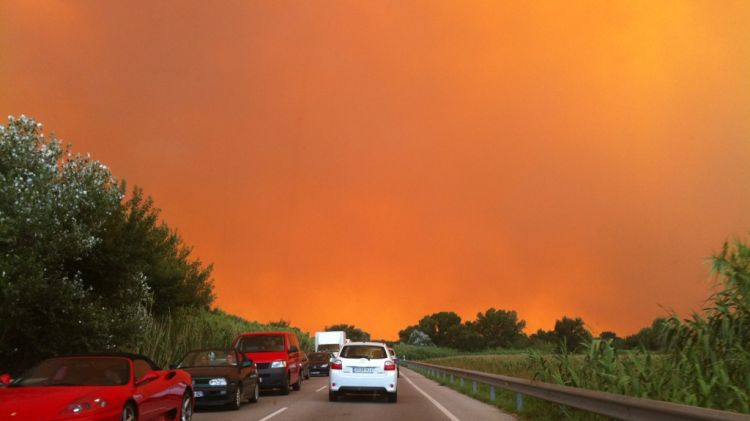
[
  {"xmin": 242, "ymin": 351, "xmax": 288, "ymax": 364},
  {"xmin": 183, "ymin": 367, "xmax": 240, "ymax": 379},
  {"xmin": 0, "ymin": 386, "xmax": 119, "ymax": 420}
]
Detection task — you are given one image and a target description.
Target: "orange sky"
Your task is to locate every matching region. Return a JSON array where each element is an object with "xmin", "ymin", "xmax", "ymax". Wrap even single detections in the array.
[{"xmin": 2, "ymin": 1, "xmax": 749, "ymax": 340}]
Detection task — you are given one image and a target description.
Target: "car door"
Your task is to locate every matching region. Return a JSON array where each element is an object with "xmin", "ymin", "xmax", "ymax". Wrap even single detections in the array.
[
  {"xmin": 133, "ymin": 359, "xmax": 161, "ymax": 420},
  {"xmin": 289, "ymin": 334, "xmax": 301, "ymax": 383},
  {"xmin": 237, "ymin": 350, "xmax": 256, "ymax": 394}
]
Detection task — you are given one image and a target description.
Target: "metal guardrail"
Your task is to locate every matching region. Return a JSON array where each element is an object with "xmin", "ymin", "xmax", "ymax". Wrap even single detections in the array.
[{"xmin": 400, "ymin": 360, "xmax": 750, "ymax": 421}]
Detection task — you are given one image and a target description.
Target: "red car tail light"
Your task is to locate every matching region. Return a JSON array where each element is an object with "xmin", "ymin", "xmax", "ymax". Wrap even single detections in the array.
[
  {"xmin": 331, "ymin": 359, "xmax": 343, "ymax": 370},
  {"xmin": 384, "ymin": 361, "xmax": 396, "ymax": 371}
]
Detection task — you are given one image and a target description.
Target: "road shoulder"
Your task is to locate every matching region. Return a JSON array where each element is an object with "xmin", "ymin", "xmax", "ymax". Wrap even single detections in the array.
[{"xmin": 400, "ymin": 367, "xmax": 518, "ymax": 421}]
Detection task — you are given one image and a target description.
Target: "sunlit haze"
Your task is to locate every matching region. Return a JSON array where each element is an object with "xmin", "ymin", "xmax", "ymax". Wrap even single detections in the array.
[{"xmin": 2, "ymin": 1, "xmax": 749, "ymax": 339}]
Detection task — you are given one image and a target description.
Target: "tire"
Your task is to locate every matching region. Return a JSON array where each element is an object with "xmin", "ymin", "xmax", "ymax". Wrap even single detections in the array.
[
  {"xmin": 328, "ymin": 390, "xmax": 338, "ymax": 402},
  {"xmin": 387, "ymin": 391, "xmax": 397, "ymax": 403},
  {"xmin": 280, "ymin": 375, "xmax": 290, "ymax": 395},
  {"xmin": 248, "ymin": 383, "xmax": 259, "ymax": 403},
  {"xmin": 179, "ymin": 391, "xmax": 193, "ymax": 421},
  {"xmin": 230, "ymin": 384, "xmax": 242, "ymax": 410},
  {"xmin": 121, "ymin": 403, "xmax": 137, "ymax": 421},
  {"xmin": 292, "ymin": 370, "xmax": 302, "ymax": 391}
]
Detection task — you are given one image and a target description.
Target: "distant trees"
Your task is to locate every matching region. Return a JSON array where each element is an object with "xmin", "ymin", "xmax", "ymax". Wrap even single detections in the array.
[
  {"xmin": 398, "ymin": 308, "xmax": 529, "ymax": 351},
  {"xmin": 552, "ymin": 316, "xmax": 593, "ymax": 352},
  {"xmin": 474, "ymin": 308, "xmax": 527, "ymax": 348},
  {"xmin": 623, "ymin": 318, "xmax": 668, "ymax": 350},
  {"xmin": 326, "ymin": 324, "xmax": 370, "ymax": 342},
  {"xmin": 0, "ymin": 116, "xmax": 215, "ymax": 373}
]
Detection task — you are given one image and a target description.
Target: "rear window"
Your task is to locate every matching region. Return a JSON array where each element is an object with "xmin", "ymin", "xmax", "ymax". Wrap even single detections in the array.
[
  {"xmin": 237, "ymin": 335, "xmax": 285, "ymax": 352},
  {"xmin": 308, "ymin": 352, "xmax": 331, "ymax": 362},
  {"xmin": 318, "ymin": 344, "xmax": 340, "ymax": 352},
  {"xmin": 340, "ymin": 345, "xmax": 387, "ymax": 359}
]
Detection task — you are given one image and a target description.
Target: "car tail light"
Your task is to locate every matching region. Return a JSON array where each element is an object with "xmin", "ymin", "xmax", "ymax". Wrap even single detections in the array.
[
  {"xmin": 331, "ymin": 359, "xmax": 343, "ymax": 370},
  {"xmin": 384, "ymin": 361, "xmax": 396, "ymax": 371}
]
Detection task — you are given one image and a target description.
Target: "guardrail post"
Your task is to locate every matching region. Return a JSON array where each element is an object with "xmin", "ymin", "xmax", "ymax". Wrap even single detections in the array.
[
  {"xmin": 490, "ymin": 385, "xmax": 496, "ymax": 401},
  {"xmin": 515, "ymin": 392, "xmax": 524, "ymax": 411},
  {"xmin": 460, "ymin": 377, "xmax": 464, "ymax": 387},
  {"xmin": 450, "ymin": 374, "xmax": 454, "ymax": 383},
  {"xmin": 472, "ymin": 381, "xmax": 477, "ymax": 393}
]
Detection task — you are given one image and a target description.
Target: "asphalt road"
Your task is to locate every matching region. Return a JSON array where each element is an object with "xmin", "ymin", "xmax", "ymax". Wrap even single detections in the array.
[{"xmin": 194, "ymin": 367, "xmax": 516, "ymax": 421}]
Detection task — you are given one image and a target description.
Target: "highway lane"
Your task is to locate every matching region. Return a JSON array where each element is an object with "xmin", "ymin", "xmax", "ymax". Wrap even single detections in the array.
[{"xmin": 194, "ymin": 367, "xmax": 516, "ymax": 421}]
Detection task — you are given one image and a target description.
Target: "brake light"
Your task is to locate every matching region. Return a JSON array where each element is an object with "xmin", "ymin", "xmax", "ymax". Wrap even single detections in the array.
[
  {"xmin": 384, "ymin": 361, "xmax": 396, "ymax": 371},
  {"xmin": 331, "ymin": 359, "xmax": 343, "ymax": 370}
]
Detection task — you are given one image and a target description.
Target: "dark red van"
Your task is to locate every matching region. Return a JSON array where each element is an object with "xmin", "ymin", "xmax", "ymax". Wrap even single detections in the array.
[{"xmin": 233, "ymin": 331, "xmax": 303, "ymax": 394}]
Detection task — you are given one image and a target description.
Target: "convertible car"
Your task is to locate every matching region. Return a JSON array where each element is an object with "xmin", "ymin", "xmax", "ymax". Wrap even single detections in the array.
[
  {"xmin": 0, "ymin": 353, "xmax": 193, "ymax": 421},
  {"xmin": 174, "ymin": 348, "xmax": 259, "ymax": 409}
]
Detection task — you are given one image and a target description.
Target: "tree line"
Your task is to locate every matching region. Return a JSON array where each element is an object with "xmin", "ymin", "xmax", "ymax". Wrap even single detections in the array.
[
  {"xmin": 0, "ymin": 116, "xmax": 303, "ymax": 373},
  {"xmin": 398, "ymin": 308, "xmax": 669, "ymax": 352}
]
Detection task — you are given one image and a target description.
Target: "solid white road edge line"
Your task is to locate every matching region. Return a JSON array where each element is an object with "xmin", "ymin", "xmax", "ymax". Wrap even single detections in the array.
[
  {"xmin": 402, "ymin": 373, "xmax": 461, "ymax": 421},
  {"xmin": 258, "ymin": 406, "xmax": 288, "ymax": 421},
  {"xmin": 316, "ymin": 385, "xmax": 327, "ymax": 392}
]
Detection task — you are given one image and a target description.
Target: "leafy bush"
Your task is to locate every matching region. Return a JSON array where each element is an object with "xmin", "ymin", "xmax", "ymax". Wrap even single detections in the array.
[{"xmin": 0, "ymin": 116, "xmax": 150, "ymax": 373}]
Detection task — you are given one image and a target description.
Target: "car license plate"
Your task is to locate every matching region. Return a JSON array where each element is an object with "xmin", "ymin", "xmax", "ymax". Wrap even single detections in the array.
[
  {"xmin": 194, "ymin": 391, "xmax": 204, "ymax": 398},
  {"xmin": 353, "ymin": 367, "xmax": 374, "ymax": 373}
]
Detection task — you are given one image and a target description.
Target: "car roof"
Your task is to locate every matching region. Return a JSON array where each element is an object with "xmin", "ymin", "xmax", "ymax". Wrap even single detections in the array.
[
  {"xmin": 238, "ymin": 331, "xmax": 292, "ymax": 336},
  {"xmin": 342, "ymin": 341, "xmax": 387, "ymax": 347}
]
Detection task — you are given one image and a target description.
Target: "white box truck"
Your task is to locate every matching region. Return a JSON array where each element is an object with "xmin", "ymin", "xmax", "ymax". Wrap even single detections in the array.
[{"xmin": 315, "ymin": 331, "xmax": 347, "ymax": 356}]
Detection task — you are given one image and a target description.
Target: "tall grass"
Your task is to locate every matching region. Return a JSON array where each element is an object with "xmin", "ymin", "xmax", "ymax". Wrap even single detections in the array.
[
  {"xmin": 528, "ymin": 240, "xmax": 750, "ymax": 414},
  {"xmin": 126, "ymin": 308, "xmax": 313, "ymax": 368}
]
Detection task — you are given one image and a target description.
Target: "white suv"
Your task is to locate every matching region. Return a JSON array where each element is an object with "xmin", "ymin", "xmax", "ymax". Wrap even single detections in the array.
[{"xmin": 329, "ymin": 342, "xmax": 398, "ymax": 403}]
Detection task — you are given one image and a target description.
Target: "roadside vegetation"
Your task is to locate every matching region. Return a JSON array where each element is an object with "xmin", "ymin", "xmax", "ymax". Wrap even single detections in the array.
[
  {"xmin": 0, "ymin": 116, "xmax": 310, "ymax": 374},
  {"xmin": 402, "ymin": 241, "xmax": 750, "ymax": 416}
]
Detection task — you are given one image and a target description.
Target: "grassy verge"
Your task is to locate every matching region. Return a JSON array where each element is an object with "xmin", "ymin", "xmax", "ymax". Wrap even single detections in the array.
[{"xmin": 409, "ymin": 363, "xmax": 610, "ymax": 421}]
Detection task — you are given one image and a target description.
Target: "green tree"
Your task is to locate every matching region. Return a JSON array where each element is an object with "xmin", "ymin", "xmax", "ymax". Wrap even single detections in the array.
[
  {"xmin": 0, "ymin": 116, "xmax": 215, "ymax": 373},
  {"xmin": 418, "ymin": 311, "xmax": 462, "ymax": 347},
  {"xmin": 553, "ymin": 316, "xmax": 592, "ymax": 352},
  {"xmin": 0, "ymin": 116, "xmax": 150, "ymax": 372},
  {"xmin": 474, "ymin": 308, "xmax": 527, "ymax": 348},
  {"xmin": 624, "ymin": 318, "xmax": 668, "ymax": 350},
  {"xmin": 325, "ymin": 324, "xmax": 370, "ymax": 342},
  {"xmin": 398, "ymin": 325, "xmax": 418, "ymax": 343}
]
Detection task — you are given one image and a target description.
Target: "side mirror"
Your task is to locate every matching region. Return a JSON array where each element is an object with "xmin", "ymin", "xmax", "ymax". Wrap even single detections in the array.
[
  {"xmin": 289, "ymin": 346, "xmax": 298, "ymax": 353},
  {"xmin": 242, "ymin": 360, "xmax": 253, "ymax": 368},
  {"xmin": 135, "ymin": 371, "xmax": 160, "ymax": 387},
  {"xmin": 0, "ymin": 373, "xmax": 11, "ymax": 386}
]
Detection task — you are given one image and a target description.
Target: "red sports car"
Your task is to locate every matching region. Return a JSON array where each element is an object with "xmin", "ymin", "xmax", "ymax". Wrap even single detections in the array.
[{"xmin": 0, "ymin": 353, "xmax": 193, "ymax": 421}]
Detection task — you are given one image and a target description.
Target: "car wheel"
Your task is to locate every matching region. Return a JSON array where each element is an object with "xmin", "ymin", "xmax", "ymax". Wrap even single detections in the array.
[
  {"xmin": 328, "ymin": 390, "xmax": 338, "ymax": 402},
  {"xmin": 280, "ymin": 375, "xmax": 290, "ymax": 395},
  {"xmin": 121, "ymin": 403, "xmax": 137, "ymax": 421},
  {"xmin": 179, "ymin": 391, "xmax": 193, "ymax": 421},
  {"xmin": 292, "ymin": 370, "xmax": 301, "ymax": 391},
  {"xmin": 230, "ymin": 384, "xmax": 242, "ymax": 410},
  {"xmin": 248, "ymin": 383, "xmax": 259, "ymax": 403},
  {"xmin": 387, "ymin": 391, "xmax": 397, "ymax": 403}
]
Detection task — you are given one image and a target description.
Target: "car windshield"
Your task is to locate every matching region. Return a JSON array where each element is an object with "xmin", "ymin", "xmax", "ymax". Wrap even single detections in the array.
[
  {"xmin": 237, "ymin": 335, "xmax": 285, "ymax": 352},
  {"xmin": 11, "ymin": 357, "xmax": 130, "ymax": 387},
  {"xmin": 318, "ymin": 344, "xmax": 340, "ymax": 352},
  {"xmin": 178, "ymin": 350, "xmax": 237, "ymax": 368},
  {"xmin": 340, "ymin": 345, "xmax": 387, "ymax": 359},
  {"xmin": 308, "ymin": 352, "xmax": 331, "ymax": 362}
]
